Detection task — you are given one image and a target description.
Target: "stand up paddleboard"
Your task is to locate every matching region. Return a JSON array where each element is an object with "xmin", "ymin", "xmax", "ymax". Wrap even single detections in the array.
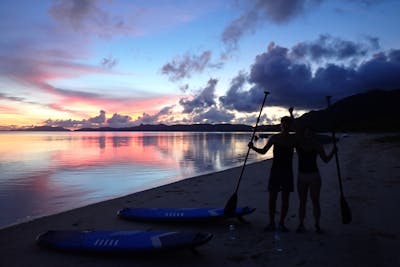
[
  {"xmin": 37, "ymin": 230, "xmax": 213, "ymax": 253},
  {"xmin": 117, "ymin": 206, "xmax": 256, "ymax": 223}
]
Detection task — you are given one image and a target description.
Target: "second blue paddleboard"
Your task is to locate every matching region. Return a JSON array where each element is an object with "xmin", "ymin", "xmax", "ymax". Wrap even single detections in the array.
[{"xmin": 118, "ymin": 206, "xmax": 256, "ymax": 222}]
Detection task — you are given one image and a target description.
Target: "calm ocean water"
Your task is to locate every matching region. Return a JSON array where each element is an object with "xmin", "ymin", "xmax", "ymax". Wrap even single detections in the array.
[{"xmin": 0, "ymin": 131, "xmax": 272, "ymax": 229}]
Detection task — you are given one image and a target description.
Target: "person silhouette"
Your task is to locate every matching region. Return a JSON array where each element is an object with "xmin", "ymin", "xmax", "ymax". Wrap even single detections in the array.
[
  {"xmin": 248, "ymin": 116, "xmax": 295, "ymax": 232},
  {"xmin": 294, "ymin": 125, "xmax": 336, "ymax": 234},
  {"xmin": 288, "ymin": 107, "xmax": 336, "ymax": 233}
]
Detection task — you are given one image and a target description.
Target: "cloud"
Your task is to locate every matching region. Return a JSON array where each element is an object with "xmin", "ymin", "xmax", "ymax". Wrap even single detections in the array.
[
  {"xmin": 101, "ymin": 56, "xmax": 118, "ymax": 69},
  {"xmin": 222, "ymin": 9, "xmax": 260, "ymax": 51},
  {"xmin": 89, "ymin": 110, "xmax": 106, "ymax": 124},
  {"xmin": 0, "ymin": 92, "xmax": 79, "ymax": 114},
  {"xmin": 0, "ymin": 38, "xmax": 154, "ymax": 115},
  {"xmin": 131, "ymin": 105, "xmax": 175, "ymax": 125},
  {"xmin": 192, "ymin": 107, "xmax": 235, "ymax": 123},
  {"xmin": 44, "ymin": 110, "xmax": 133, "ymax": 129},
  {"xmin": 290, "ymin": 34, "xmax": 380, "ymax": 62},
  {"xmin": 44, "ymin": 118, "xmax": 85, "ymax": 129},
  {"xmin": 219, "ymin": 71, "xmax": 266, "ymax": 112},
  {"xmin": 161, "ymin": 51, "xmax": 222, "ymax": 81},
  {"xmin": 245, "ymin": 42, "xmax": 400, "ymax": 109},
  {"xmin": 0, "ymin": 39, "xmax": 115, "ymax": 97},
  {"xmin": 107, "ymin": 112, "xmax": 132, "ymax": 127},
  {"xmin": 179, "ymin": 78, "xmax": 218, "ymax": 113},
  {"xmin": 256, "ymin": 0, "xmax": 314, "ymax": 23},
  {"xmin": 222, "ymin": 0, "xmax": 322, "ymax": 50},
  {"xmin": 173, "ymin": 78, "xmax": 240, "ymax": 124},
  {"xmin": 0, "ymin": 93, "xmax": 26, "ymax": 103},
  {"xmin": 49, "ymin": 0, "xmax": 133, "ymax": 37}
]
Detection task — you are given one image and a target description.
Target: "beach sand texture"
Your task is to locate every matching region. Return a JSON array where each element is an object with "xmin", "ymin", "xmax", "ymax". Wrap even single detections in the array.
[{"xmin": 0, "ymin": 134, "xmax": 399, "ymax": 267}]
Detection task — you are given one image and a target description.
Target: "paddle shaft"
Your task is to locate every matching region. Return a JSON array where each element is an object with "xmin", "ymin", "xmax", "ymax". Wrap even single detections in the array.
[
  {"xmin": 326, "ymin": 97, "xmax": 344, "ymax": 196},
  {"xmin": 332, "ymin": 129, "xmax": 345, "ymax": 195},
  {"xmin": 233, "ymin": 92, "xmax": 269, "ymax": 193}
]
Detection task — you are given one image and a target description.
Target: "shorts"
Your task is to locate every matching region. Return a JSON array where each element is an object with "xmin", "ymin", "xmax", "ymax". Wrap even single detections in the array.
[
  {"xmin": 268, "ymin": 174, "xmax": 294, "ymax": 192},
  {"xmin": 297, "ymin": 171, "xmax": 321, "ymax": 189}
]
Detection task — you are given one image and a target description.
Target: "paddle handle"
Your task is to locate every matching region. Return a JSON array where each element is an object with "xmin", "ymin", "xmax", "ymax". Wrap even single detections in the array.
[
  {"xmin": 326, "ymin": 96, "xmax": 344, "ymax": 196},
  {"xmin": 234, "ymin": 91, "xmax": 269, "ymax": 193}
]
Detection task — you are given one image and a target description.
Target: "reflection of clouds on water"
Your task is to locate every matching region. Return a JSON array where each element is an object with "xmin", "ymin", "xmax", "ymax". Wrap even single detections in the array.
[
  {"xmin": 178, "ymin": 133, "xmax": 268, "ymax": 174},
  {"xmin": 0, "ymin": 132, "xmax": 271, "ymax": 228}
]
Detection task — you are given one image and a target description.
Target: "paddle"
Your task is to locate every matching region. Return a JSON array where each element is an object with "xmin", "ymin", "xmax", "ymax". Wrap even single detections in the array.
[
  {"xmin": 224, "ymin": 91, "xmax": 270, "ymax": 216},
  {"xmin": 326, "ymin": 96, "xmax": 352, "ymax": 224}
]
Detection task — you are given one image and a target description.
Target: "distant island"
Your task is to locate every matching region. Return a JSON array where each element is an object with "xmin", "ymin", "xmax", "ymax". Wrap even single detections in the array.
[
  {"xmin": 13, "ymin": 126, "xmax": 71, "ymax": 132},
  {"xmin": 75, "ymin": 123, "xmax": 281, "ymax": 132},
  {"xmin": 9, "ymin": 89, "xmax": 400, "ymax": 133},
  {"xmin": 13, "ymin": 123, "xmax": 280, "ymax": 133}
]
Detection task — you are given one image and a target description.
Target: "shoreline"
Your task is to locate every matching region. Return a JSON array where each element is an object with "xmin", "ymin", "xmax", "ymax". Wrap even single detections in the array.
[{"xmin": 0, "ymin": 133, "xmax": 399, "ymax": 266}]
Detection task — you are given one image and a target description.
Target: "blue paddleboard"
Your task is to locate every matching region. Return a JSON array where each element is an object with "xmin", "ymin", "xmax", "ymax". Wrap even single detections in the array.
[
  {"xmin": 117, "ymin": 206, "xmax": 256, "ymax": 222},
  {"xmin": 37, "ymin": 230, "xmax": 213, "ymax": 253}
]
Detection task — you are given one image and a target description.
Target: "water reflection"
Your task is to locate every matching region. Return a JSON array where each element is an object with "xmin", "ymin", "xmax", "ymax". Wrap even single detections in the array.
[{"xmin": 0, "ymin": 132, "xmax": 271, "ymax": 228}]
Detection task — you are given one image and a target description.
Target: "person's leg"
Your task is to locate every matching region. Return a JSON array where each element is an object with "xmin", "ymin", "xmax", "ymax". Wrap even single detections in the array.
[
  {"xmin": 279, "ymin": 191, "xmax": 290, "ymax": 231},
  {"xmin": 310, "ymin": 176, "xmax": 322, "ymax": 232},
  {"xmin": 297, "ymin": 178, "xmax": 309, "ymax": 232},
  {"xmin": 266, "ymin": 191, "xmax": 278, "ymax": 231}
]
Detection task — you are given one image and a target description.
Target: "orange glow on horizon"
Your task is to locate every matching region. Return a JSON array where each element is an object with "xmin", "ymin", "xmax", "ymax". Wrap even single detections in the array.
[{"xmin": 0, "ymin": 93, "xmax": 183, "ymax": 129}]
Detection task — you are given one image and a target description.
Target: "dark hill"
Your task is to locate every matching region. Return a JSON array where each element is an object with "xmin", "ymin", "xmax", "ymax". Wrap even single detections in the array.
[
  {"xmin": 76, "ymin": 123, "xmax": 253, "ymax": 132},
  {"xmin": 296, "ymin": 89, "xmax": 400, "ymax": 132},
  {"xmin": 15, "ymin": 126, "xmax": 70, "ymax": 131}
]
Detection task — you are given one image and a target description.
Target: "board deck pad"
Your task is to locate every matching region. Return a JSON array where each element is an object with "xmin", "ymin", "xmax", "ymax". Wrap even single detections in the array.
[
  {"xmin": 37, "ymin": 230, "xmax": 213, "ymax": 253},
  {"xmin": 117, "ymin": 206, "xmax": 256, "ymax": 222}
]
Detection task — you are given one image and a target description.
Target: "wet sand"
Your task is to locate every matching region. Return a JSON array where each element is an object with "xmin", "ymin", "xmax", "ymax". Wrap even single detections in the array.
[{"xmin": 0, "ymin": 133, "xmax": 399, "ymax": 267}]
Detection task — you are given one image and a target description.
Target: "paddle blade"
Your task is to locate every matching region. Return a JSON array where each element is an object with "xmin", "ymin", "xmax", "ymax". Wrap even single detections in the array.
[
  {"xmin": 340, "ymin": 196, "xmax": 352, "ymax": 224},
  {"xmin": 224, "ymin": 193, "xmax": 237, "ymax": 217}
]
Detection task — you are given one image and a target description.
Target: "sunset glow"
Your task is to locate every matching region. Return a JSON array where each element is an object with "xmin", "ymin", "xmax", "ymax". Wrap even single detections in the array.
[{"xmin": 1, "ymin": 1, "xmax": 399, "ymax": 129}]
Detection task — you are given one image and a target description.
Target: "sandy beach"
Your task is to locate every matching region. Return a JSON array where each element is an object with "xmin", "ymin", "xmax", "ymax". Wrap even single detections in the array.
[{"xmin": 0, "ymin": 133, "xmax": 399, "ymax": 267}]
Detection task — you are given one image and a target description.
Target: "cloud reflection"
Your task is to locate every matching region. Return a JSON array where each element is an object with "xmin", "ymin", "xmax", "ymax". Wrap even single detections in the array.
[{"xmin": 0, "ymin": 132, "xmax": 271, "ymax": 228}]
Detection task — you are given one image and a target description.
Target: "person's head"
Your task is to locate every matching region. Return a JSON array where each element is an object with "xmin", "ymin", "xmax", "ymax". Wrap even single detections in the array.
[{"xmin": 280, "ymin": 116, "xmax": 292, "ymax": 132}]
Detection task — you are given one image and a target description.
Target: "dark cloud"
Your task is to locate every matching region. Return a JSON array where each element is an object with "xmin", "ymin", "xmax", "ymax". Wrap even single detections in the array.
[
  {"xmin": 222, "ymin": 9, "xmax": 260, "ymax": 51},
  {"xmin": 44, "ymin": 118, "xmax": 84, "ymax": 129},
  {"xmin": 101, "ymin": 56, "xmax": 118, "ymax": 69},
  {"xmin": 89, "ymin": 110, "xmax": 106, "ymax": 124},
  {"xmin": 133, "ymin": 105, "xmax": 175, "ymax": 125},
  {"xmin": 179, "ymin": 79, "xmax": 218, "ymax": 113},
  {"xmin": 0, "ymin": 92, "xmax": 78, "ymax": 114},
  {"xmin": 192, "ymin": 107, "xmax": 235, "ymax": 123},
  {"xmin": 54, "ymin": 87, "xmax": 103, "ymax": 99},
  {"xmin": 173, "ymin": 78, "xmax": 238, "ymax": 124},
  {"xmin": 49, "ymin": 0, "xmax": 131, "ymax": 37},
  {"xmin": 356, "ymin": 49, "xmax": 400, "ymax": 90},
  {"xmin": 44, "ymin": 110, "xmax": 126, "ymax": 129},
  {"xmin": 222, "ymin": 0, "xmax": 321, "ymax": 50},
  {"xmin": 347, "ymin": 0, "xmax": 385, "ymax": 7},
  {"xmin": 179, "ymin": 84, "xmax": 190, "ymax": 93},
  {"xmin": 256, "ymin": 0, "xmax": 315, "ymax": 23},
  {"xmin": 0, "ymin": 93, "xmax": 26, "ymax": 103},
  {"xmin": 219, "ymin": 71, "xmax": 266, "ymax": 112},
  {"xmin": 291, "ymin": 34, "xmax": 379, "ymax": 61},
  {"xmin": 243, "ymin": 42, "xmax": 400, "ymax": 109},
  {"xmin": 107, "ymin": 113, "xmax": 132, "ymax": 127},
  {"xmin": 161, "ymin": 51, "xmax": 222, "ymax": 81},
  {"xmin": 49, "ymin": 0, "xmax": 96, "ymax": 28}
]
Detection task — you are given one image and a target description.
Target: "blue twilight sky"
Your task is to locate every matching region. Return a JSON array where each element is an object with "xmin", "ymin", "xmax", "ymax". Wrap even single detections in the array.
[{"xmin": 0, "ymin": 0, "xmax": 399, "ymax": 129}]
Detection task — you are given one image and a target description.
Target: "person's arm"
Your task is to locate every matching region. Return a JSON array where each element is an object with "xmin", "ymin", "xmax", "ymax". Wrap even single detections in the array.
[
  {"xmin": 317, "ymin": 143, "xmax": 336, "ymax": 163},
  {"xmin": 289, "ymin": 107, "xmax": 294, "ymax": 119},
  {"xmin": 288, "ymin": 107, "xmax": 298, "ymax": 132},
  {"xmin": 248, "ymin": 137, "xmax": 273, "ymax": 155}
]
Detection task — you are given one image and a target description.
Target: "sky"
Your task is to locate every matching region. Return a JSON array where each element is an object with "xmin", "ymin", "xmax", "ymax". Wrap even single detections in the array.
[{"xmin": 0, "ymin": 0, "xmax": 399, "ymax": 130}]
